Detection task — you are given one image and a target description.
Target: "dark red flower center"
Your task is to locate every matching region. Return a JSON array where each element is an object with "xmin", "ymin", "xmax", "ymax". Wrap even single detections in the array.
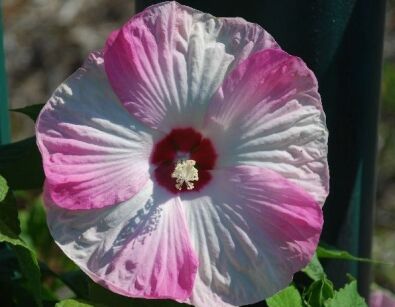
[{"xmin": 151, "ymin": 128, "xmax": 217, "ymax": 193}]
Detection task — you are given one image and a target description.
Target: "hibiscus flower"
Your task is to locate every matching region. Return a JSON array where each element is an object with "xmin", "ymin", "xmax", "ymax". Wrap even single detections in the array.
[{"xmin": 36, "ymin": 1, "xmax": 329, "ymax": 306}]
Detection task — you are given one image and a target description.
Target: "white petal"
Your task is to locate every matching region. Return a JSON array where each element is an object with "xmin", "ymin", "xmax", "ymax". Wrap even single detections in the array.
[
  {"xmin": 104, "ymin": 1, "xmax": 278, "ymax": 131},
  {"xmin": 205, "ymin": 49, "xmax": 329, "ymax": 205},
  {"xmin": 45, "ymin": 181, "xmax": 198, "ymax": 300},
  {"xmin": 181, "ymin": 166, "xmax": 322, "ymax": 306},
  {"xmin": 36, "ymin": 52, "xmax": 154, "ymax": 210}
]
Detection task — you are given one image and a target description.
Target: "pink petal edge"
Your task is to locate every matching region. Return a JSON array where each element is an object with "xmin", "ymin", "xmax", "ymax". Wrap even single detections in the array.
[
  {"xmin": 104, "ymin": 1, "xmax": 278, "ymax": 132},
  {"xmin": 182, "ymin": 165, "xmax": 323, "ymax": 306},
  {"xmin": 36, "ymin": 52, "xmax": 153, "ymax": 210},
  {"xmin": 44, "ymin": 181, "xmax": 199, "ymax": 300},
  {"xmin": 204, "ymin": 47, "xmax": 329, "ymax": 206}
]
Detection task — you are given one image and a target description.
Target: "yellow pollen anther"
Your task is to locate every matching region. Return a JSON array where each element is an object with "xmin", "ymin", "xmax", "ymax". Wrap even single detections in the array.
[{"xmin": 171, "ymin": 159, "xmax": 199, "ymax": 191}]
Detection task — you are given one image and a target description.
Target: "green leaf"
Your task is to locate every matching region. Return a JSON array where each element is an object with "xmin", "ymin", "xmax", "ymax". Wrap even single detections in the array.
[
  {"xmin": 304, "ymin": 278, "xmax": 334, "ymax": 307},
  {"xmin": 267, "ymin": 285, "xmax": 303, "ymax": 307},
  {"xmin": 13, "ymin": 244, "xmax": 42, "ymax": 307},
  {"xmin": 0, "ymin": 176, "xmax": 42, "ymax": 307},
  {"xmin": 59, "ymin": 270, "xmax": 89, "ymax": 298},
  {"xmin": 40, "ymin": 284, "xmax": 59, "ymax": 301},
  {"xmin": 317, "ymin": 245, "xmax": 365, "ymax": 261},
  {"xmin": 324, "ymin": 280, "xmax": 367, "ymax": 307},
  {"xmin": 25, "ymin": 198, "xmax": 53, "ymax": 254},
  {"xmin": 302, "ymin": 253, "xmax": 326, "ymax": 281},
  {"xmin": 0, "ymin": 228, "xmax": 42, "ymax": 307},
  {"xmin": 0, "ymin": 242, "xmax": 42, "ymax": 307},
  {"xmin": 10, "ymin": 103, "xmax": 45, "ymax": 122},
  {"xmin": 0, "ymin": 137, "xmax": 44, "ymax": 190},
  {"xmin": 317, "ymin": 245, "xmax": 380, "ymax": 263},
  {"xmin": 89, "ymin": 281, "xmax": 185, "ymax": 307},
  {"xmin": 0, "ymin": 245, "xmax": 37, "ymax": 306},
  {"xmin": 317, "ymin": 245, "xmax": 391, "ymax": 265},
  {"xmin": 55, "ymin": 299, "xmax": 96, "ymax": 307},
  {"xmin": 0, "ymin": 174, "xmax": 8, "ymax": 201},
  {"xmin": 0, "ymin": 176, "xmax": 21, "ymax": 236}
]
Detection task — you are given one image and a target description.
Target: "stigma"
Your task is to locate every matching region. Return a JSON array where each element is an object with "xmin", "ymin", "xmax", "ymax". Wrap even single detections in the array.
[{"xmin": 171, "ymin": 159, "xmax": 199, "ymax": 190}]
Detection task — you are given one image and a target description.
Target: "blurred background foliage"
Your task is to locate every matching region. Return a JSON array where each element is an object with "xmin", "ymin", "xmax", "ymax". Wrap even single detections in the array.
[
  {"xmin": 1, "ymin": 0, "xmax": 395, "ymax": 304},
  {"xmin": 374, "ymin": 0, "xmax": 395, "ymax": 293}
]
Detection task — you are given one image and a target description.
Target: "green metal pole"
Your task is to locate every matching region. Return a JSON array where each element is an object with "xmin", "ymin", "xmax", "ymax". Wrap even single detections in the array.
[
  {"xmin": 322, "ymin": 0, "xmax": 385, "ymax": 298},
  {"xmin": 0, "ymin": 2, "xmax": 10, "ymax": 144},
  {"xmin": 137, "ymin": 0, "xmax": 385, "ymax": 301}
]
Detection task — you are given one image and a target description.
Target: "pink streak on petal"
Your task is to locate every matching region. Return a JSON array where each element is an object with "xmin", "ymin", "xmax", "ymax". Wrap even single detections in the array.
[
  {"xmin": 104, "ymin": 1, "xmax": 278, "ymax": 131},
  {"xmin": 205, "ymin": 48, "xmax": 329, "ymax": 205},
  {"xmin": 36, "ymin": 52, "xmax": 153, "ymax": 210},
  {"xmin": 182, "ymin": 165, "xmax": 323, "ymax": 306},
  {"xmin": 102, "ymin": 197, "xmax": 198, "ymax": 300},
  {"xmin": 45, "ymin": 181, "xmax": 198, "ymax": 300},
  {"xmin": 206, "ymin": 48, "xmax": 320, "ymax": 127}
]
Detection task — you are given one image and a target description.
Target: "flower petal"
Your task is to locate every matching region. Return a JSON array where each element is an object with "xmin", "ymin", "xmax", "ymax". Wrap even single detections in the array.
[
  {"xmin": 36, "ymin": 52, "xmax": 154, "ymax": 210},
  {"xmin": 370, "ymin": 289, "xmax": 395, "ymax": 307},
  {"xmin": 182, "ymin": 165, "xmax": 323, "ymax": 306},
  {"xmin": 205, "ymin": 48, "xmax": 329, "ymax": 205},
  {"xmin": 104, "ymin": 1, "xmax": 278, "ymax": 132},
  {"xmin": 45, "ymin": 181, "xmax": 198, "ymax": 300}
]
